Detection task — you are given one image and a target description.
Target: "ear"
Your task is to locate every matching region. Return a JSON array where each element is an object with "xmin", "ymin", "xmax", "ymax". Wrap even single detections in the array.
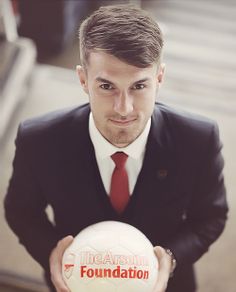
[
  {"xmin": 157, "ymin": 63, "xmax": 165, "ymax": 84},
  {"xmin": 76, "ymin": 65, "xmax": 89, "ymax": 94}
]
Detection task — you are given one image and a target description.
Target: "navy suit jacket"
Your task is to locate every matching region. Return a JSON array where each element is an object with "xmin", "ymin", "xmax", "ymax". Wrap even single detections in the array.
[{"xmin": 4, "ymin": 103, "xmax": 228, "ymax": 292}]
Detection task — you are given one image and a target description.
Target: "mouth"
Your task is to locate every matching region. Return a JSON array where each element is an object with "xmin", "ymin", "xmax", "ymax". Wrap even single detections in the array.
[{"xmin": 109, "ymin": 118, "xmax": 137, "ymax": 127}]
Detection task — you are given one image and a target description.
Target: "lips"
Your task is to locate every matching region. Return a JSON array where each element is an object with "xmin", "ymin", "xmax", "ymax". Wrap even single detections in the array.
[{"xmin": 109, "ymin": 118, "xmax": 137, "ymax": 126}]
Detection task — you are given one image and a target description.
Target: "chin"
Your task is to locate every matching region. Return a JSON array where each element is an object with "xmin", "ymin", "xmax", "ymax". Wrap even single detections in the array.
[
  {"xmin": 105, "ymin": 125, "xmax": 143, "ymax": 146},
  {"xmin": 111, "ymin": 134, "xmax": 138, "ymax": 147}
]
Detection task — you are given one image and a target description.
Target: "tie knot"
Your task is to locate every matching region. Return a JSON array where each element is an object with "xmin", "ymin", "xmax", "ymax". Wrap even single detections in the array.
[{"xmin": 111, "ymin": 152, "xmax": 128, "ymax": 169}]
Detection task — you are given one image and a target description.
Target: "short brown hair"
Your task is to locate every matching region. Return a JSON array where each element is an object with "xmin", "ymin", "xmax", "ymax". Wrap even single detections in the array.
[{"xmin": 79, "ymin": 5, "xmax": 163, "ymax": 68}]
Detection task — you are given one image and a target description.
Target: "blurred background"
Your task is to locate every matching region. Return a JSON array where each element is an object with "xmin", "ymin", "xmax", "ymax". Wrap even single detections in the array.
[{"xmin": 0, "ymin": 0, "xmax": 235, "ymax": 291}]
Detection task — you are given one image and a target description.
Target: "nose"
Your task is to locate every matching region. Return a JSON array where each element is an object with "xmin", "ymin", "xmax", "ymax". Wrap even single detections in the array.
[{"xmin": 113, "ymin": 91, "xmax": 134, "ymax": 116}]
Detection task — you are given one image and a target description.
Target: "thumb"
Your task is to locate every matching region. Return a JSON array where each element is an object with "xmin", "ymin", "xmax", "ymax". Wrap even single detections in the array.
[
  {"xmin": 58, "ymin": 235, "xmax": 74, "ymax": 257},
  {"xmin": 154, "ymin": 246, "xmax": 166, "ymax": 260},
  {"xmin": 153, "ymin": 246, "xmax": 171, "ymax": 292}
]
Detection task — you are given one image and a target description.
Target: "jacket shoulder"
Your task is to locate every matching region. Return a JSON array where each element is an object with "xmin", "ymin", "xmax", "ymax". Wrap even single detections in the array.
[
  {"xmin": 18, "ymin": 103, "xmax": 90, "ymax": 140},
  {"xmin": 154, "ymin": 103, "xmax": 221, "ymax": 159},
  {"xmin": 157, "ymin": 103, "xmax": 218, "ymax": 139}
]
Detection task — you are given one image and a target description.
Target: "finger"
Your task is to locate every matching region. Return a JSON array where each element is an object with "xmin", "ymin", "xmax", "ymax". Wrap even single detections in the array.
[
  {"xmin": 58, "ymin": 235, "xmax": 74, "ymax": 258},
  {"xmin": 50, "ymin": 236, "xmax": 74, "ymax": 292}
]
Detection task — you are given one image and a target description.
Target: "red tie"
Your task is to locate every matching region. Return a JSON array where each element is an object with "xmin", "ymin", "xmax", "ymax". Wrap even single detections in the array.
[{"xmin": 110, "ymin": 152, "xmax": 130, "ymax": 214}]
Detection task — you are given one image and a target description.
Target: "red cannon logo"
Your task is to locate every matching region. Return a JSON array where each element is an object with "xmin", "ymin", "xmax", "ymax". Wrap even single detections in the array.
[{"xmin": 63, "ymin": 253, "xmax": 75, "ymax": 279}]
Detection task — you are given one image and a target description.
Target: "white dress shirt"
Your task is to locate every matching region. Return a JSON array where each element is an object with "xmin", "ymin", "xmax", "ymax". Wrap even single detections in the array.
[{"xmin": 89, "ymin": 113, "xmax": 151, "ymax": 195}]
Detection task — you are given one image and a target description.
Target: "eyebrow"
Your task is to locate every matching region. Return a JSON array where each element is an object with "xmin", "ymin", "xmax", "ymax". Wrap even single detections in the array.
[
  {"xmin": 96, "ymin": 77, "xmax": 114, "ymax": 84},
  {"xmin": 133, "ymin": 78, "xmax": 150, "ymax": 84},
  {"xmin": 95, "ymin": 77, "xmax": 150, "ymax": 85}
]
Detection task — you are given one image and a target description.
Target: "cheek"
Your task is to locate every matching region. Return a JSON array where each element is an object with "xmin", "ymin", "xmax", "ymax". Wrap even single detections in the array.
[
  {"xmin": 89, "ymin": 93, "xmax": 113, "ymax": 121},
  {"xmin": 135, "ymin": 89, "xmax": 156, "ymax": 110}
]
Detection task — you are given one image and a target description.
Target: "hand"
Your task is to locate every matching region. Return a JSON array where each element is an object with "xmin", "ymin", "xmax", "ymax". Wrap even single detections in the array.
[
  {"xmin": 153, "ymin": 246, "xmax": 172, "ymax": 292},
  {"xmin": 49, "ymin": 235, "xmax": 74, "ymax": 292}
]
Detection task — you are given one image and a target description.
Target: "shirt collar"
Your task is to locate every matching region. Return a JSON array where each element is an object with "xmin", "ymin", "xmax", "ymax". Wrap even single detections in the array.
[{"xmin": 89, "ymin": 112, "xmax": 151, "ymax": 160}]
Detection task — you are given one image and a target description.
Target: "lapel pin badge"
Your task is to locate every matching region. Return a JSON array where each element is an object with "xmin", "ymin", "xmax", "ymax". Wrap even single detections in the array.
[{"xmin": 157, "ymin": 169, "xmax": 168, "ymax": 180}]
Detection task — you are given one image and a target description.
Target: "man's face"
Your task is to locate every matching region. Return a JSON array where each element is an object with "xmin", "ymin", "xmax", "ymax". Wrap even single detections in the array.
[{"xmin": 78, "ymin": 52, "xmax": 165, "ymax": 147}]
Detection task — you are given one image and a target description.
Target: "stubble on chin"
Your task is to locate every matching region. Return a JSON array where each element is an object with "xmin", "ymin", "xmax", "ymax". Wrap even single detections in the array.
[{"xmin": 105, "ymin": 126, "xmax": 141, "ymax": 147}]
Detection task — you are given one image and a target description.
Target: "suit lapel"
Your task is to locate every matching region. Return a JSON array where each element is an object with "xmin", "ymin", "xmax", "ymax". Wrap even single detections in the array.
[
  {"xmin": 67, "ymin": 104, "xmax": 118, "ymax": 217},
  {"xmin": 123, "ymin": 104, "xmax": 180, "ymax": 219}
]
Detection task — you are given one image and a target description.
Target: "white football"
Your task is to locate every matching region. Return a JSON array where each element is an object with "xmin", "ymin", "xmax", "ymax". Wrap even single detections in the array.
[{"xmin": 62, "ymin": 221, "xmax": 158, "ymax": 292}]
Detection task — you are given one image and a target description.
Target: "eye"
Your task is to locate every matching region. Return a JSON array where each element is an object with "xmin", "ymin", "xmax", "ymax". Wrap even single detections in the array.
[
  {"xmin": 132, "ymin": 83, "xmax": 146, "ymax": 90},
  {"xmin": 100, "ymin": 83, "xmax": 114, "ymax": 90}
]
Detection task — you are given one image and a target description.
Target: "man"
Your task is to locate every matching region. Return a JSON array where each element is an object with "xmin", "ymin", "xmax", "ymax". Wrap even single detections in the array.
[{"xmin": 4, "ymin": 5, "xmax": 228, "ymax": 292}]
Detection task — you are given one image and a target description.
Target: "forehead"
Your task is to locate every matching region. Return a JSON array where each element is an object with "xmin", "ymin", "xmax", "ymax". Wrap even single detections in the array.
[{"xmin": 86, "ymin": 51, "xmax": 157, "ymax": 81}]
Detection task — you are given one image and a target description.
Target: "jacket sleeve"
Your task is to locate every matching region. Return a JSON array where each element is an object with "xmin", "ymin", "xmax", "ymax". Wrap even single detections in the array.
[
  {"xmin": 4, "ymin": 123, "xmax": 60, "ymax": 272},
  {"xmin": 165, "ymin": 122, "xmax": 228, "ymax": 266}
]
